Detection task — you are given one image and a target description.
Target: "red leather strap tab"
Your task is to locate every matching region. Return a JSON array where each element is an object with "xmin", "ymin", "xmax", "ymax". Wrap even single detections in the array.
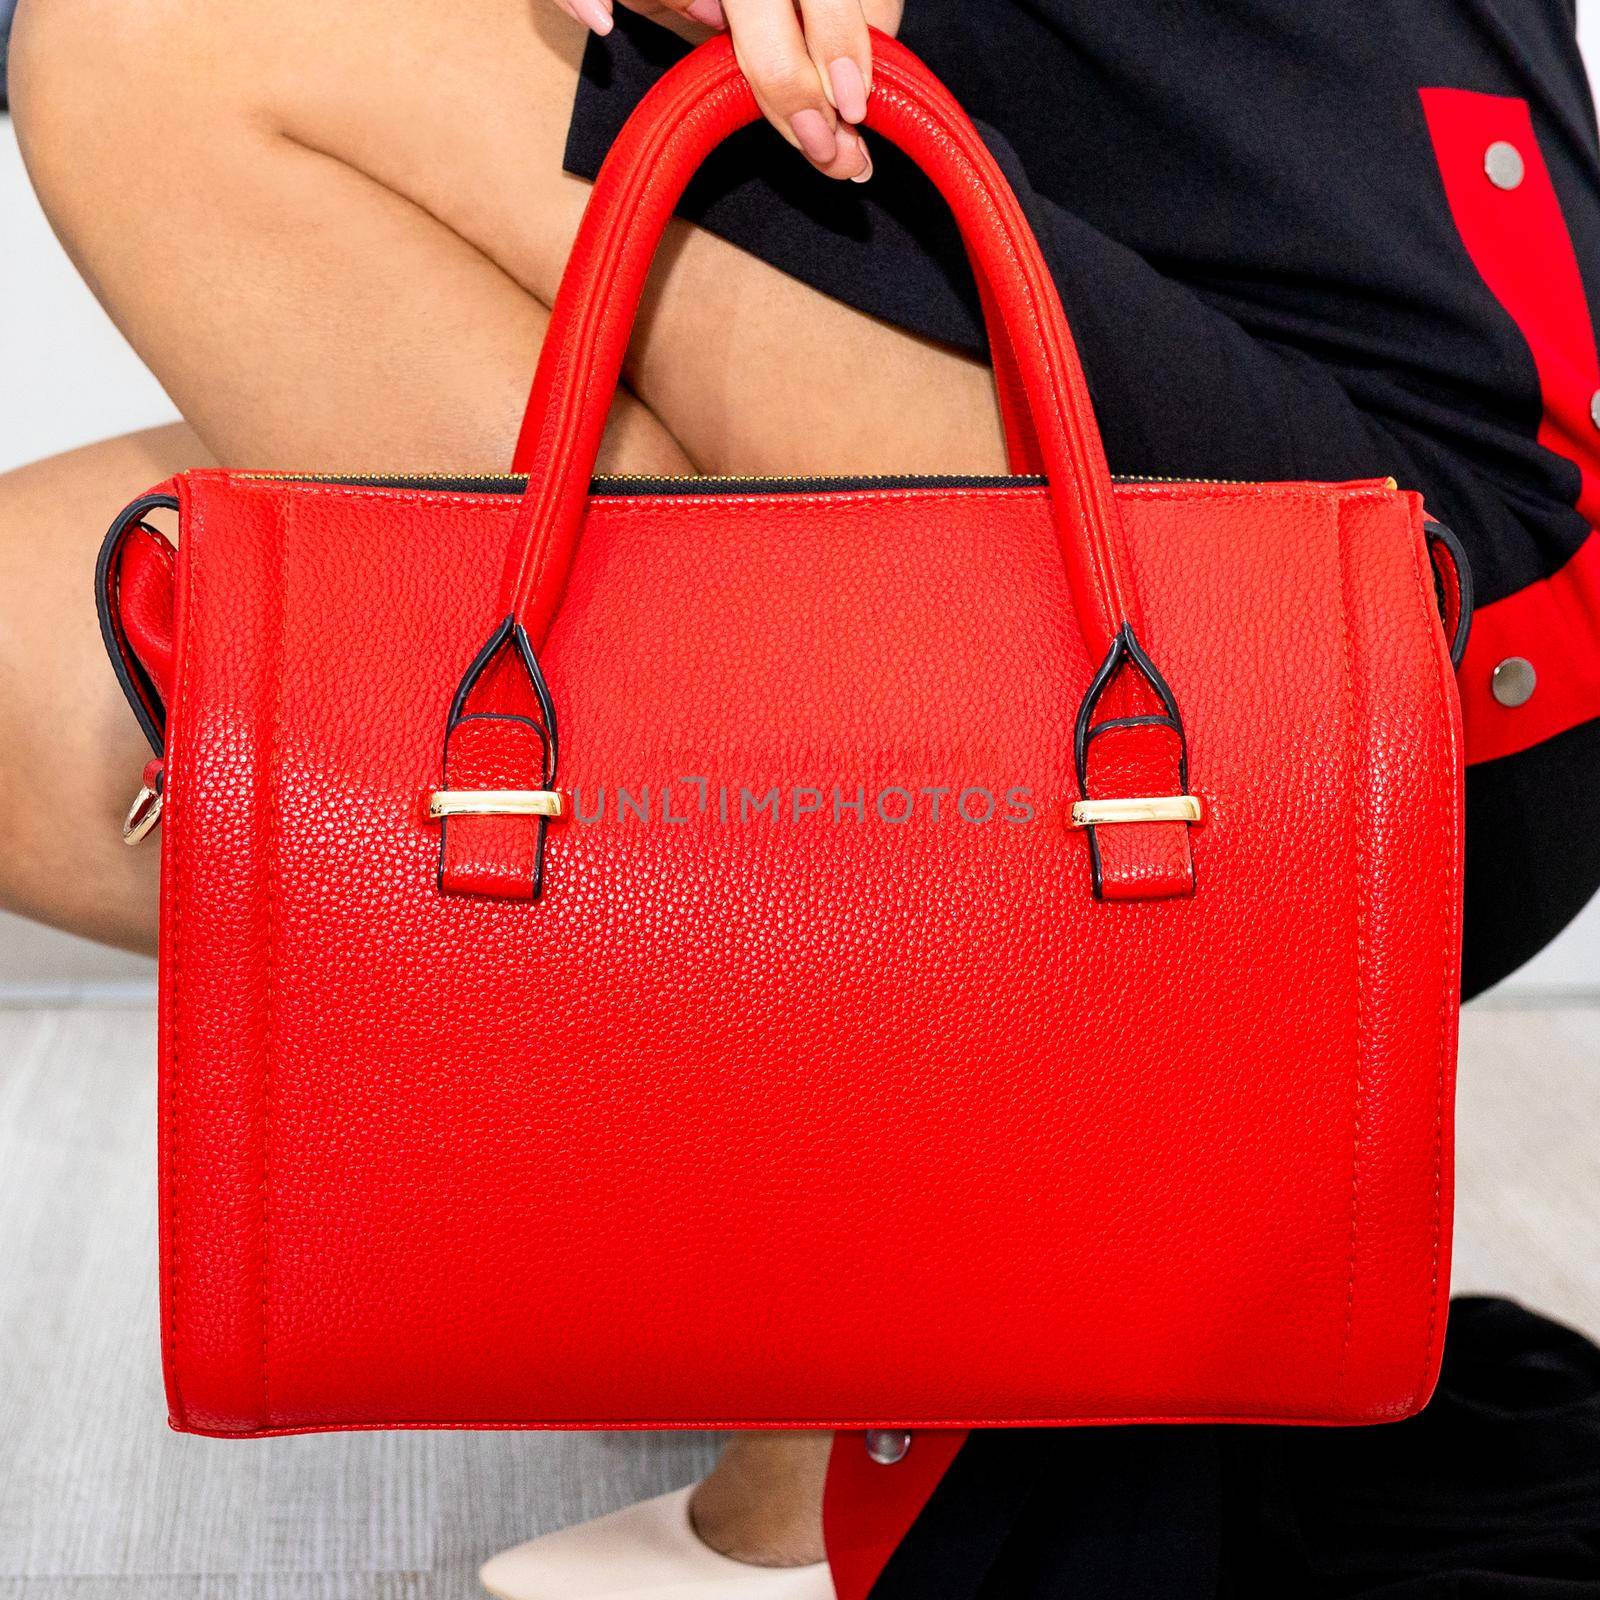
[
  {"xmin": 1081, "ymin": 716, "xmax": 1197, "ymax": 901},
  {"xmin": 96, "ymin": 485, "xmax": 181, "ymax": 759},
  {"xmin": 438, "ymin": 713, "xmax": 551, "ymax": 900},
  {"xmin": 120, "ymin": 523, "xmax": 177, "ymax": 698},
  {"xmin": 1091, "ymin": 820, "xmax": 1196, "ymax": 901}
]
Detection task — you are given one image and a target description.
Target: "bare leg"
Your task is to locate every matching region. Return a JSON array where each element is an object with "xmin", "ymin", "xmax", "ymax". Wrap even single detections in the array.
[
  {"xmin": 689, "ymin": 1432, "xmax": 834, "ymax": 1567},
  {"xmin": 8, "ymin": 0, "xmax": 1005, "ymax": 1563},
  {"xmin": 8, "ymin": 0, "xmax": 1004, "ymax": 476},
  {"xmin": 0, "ymin": 425, "xmax": 204, "ymax": 951}
]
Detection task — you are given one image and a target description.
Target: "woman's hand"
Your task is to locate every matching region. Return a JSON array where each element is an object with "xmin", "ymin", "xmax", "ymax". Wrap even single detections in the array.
[{"xmin": 555, "ymin": 0, "xmax": 903, "ymax": 181}]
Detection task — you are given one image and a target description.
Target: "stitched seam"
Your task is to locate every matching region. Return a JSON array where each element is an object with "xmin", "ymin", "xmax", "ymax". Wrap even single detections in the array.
[
  {"xmin": 164, "ymin": 489, "xmax": 198, "ymax": 1429},
  {"xmin": 1336, "ymin": 494, "xmax": 1368, "ymax": 1402},
  {"xmin": 177, "ymin": 1399, "xmax": 1408, "ymax": 1437},
  {"xmin": 261, "ymin": 497, "xmax": 288, "ymax": 1429},
  {"xmin": 1407, "ymin": 503, "xmax": 1459, "ymax": 1403}
]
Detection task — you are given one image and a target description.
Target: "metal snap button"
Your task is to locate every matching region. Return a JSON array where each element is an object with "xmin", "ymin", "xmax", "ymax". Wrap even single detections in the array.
[
  {"xmin": 1491, "ymin": 657, "xmax": 1537, "ymax": 707},
  {"xmin": 865, "ymin": 1430, "xmax": 912, "ymax": 1465},
  {"xmin": 1484, "ymin": 140, "xmax": 1525, "ymax": 191},
  {"xmin": 1590, "ymin": 389, "xmax": 1600, "ymax": 431}
]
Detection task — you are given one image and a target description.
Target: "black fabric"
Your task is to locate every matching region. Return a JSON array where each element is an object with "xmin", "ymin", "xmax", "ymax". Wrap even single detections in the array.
[
  {"xmin": 0, "ymin": 0, "xmax": 14, "ymax": 110},
  {"xmin": 867, "ymin": 1299, "xmax": 1600, "ymax": 1599},
  {"xmin": 563, "ymin": 0, "xmax": 1600, "ymax": 994}
]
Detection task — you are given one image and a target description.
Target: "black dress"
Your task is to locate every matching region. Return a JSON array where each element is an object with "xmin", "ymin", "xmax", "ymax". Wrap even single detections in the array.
[
  {"xmin": 565, "ymin": 6, "xmax": 1600, "ymax": 1594},
  {"xmin": 867, "ymin": 1298, "xmax": 1600, "ymax": 1598},
  {"xmin": 565, "ymin": 0, "xmax": 1600, "ymax": 1000}
]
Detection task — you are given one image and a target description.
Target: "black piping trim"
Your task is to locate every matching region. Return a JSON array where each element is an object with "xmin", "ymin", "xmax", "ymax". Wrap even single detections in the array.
[
  {"xmin": 1086, "ymin": 826, "xmax": 1106, "ymax": 899},
  {"xmin": 447, "ymin": 613, "xmax": 560, "ymax": 780},
  {"xmin": 1071, "ymin": 624, "xmax": 1192, "ymax": 903},
  {"xmin": 95, "ymin": 492, "xmax": 179, "ymax": 758},
  {"xmin": 1072, "ymin": 625, "xmax": 1189, "ymax": 795},
  {"xmin": 1084, "ymin": 713, "xmax": 1182, "ymax": 743},
  {"xmin": 441, "ymin": 616, "xmax": 560, "ymax": 901},
  {"xmin": 1424, "ymin": 518, "xmax": 1474, "ymax": 670}
]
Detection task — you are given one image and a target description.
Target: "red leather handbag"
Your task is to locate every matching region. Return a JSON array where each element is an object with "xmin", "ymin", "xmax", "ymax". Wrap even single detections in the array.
[{"xmin": 98, "ymin": 33, "xmax": 1468, "ymax": 1437}]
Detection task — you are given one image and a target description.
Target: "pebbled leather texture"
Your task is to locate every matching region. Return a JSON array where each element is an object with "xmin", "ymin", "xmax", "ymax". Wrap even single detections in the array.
[
  {"xmin": 98, "ymin": 36, "xmax": 1465, "ymax": 1436},
  {"xmin": 115, "ymin": 467, "xmax": 1462, "ymax": 1436}
]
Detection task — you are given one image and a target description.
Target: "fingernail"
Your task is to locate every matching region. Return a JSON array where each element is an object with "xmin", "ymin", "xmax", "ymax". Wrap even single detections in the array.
[
  {"xmin": 571, "ymin": 0, "xmax": 613, "ymax": 33},
  {"xmin": 791, "ymin": 108, "xmax": 838, "ymax": 167},
  {"xmin": 828, "ymin": 57, "xmax": 868, "ymax": 124},
  {"xmin": 848, "ymin": 133, "xmax": 873, "ymax": 183},
  {"xmin": 684, "ymin": 0, "xmax": 724, "ymax": 26}
]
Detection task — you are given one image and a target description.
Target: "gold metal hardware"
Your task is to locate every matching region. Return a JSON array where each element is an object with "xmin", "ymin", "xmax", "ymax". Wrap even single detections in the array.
[
  {"xmin": 1071, "ymin": 795, "xmax": 1203, "ymax": 828},
  {"xmin": 123, "ymin": 784, "xmax": 163, "ymax": 845},
  {"xmin": 427, "ymin": 789, "xmax": 566, "ymax": 819}
]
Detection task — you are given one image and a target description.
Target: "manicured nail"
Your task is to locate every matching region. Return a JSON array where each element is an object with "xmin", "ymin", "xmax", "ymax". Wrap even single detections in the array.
[
  {"xmin": 685, "ymin": 0, "xmax": 725, "ymax": 26},
  {"xmin": 828, "ymin": 57, "xmax": 868, "ymax": 124},
  {"xmin": 570, "ymin": 0, "xmax": 612, "ymax": 33},
  {"xmin": 847, "ymin": 132, "xmax": 873, "ymax": 183},
  {"xmin": 791, "ymin": 108, "xmax": 838, "ymax": 167}
]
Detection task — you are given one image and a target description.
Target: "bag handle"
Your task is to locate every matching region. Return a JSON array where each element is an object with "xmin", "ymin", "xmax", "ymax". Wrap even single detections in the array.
[
  {"xmin": 437, "ymin": 31, "xmax": 1197, "ymax": 903},
  {"xmin": 505, "ymin": 99, "xmax": 1047, "ymax": 479},
  {"xmin": 500, "ymin": 29, "xmax": 1138, "ymax": 660}
]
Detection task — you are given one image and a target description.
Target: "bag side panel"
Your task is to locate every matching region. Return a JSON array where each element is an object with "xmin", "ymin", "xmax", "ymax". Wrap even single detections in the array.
[
  {"xmin": 1331, "ymin": 492, "xmax": 1463, "ymax": 1419},
  {"xmin": 161, "ymin": 477, "xmax": 284, "ymax": 1434}
]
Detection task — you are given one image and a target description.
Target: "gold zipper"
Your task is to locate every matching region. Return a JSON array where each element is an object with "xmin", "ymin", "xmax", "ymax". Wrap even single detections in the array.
[{"xmin": 234, "ymin": 469, "xmax": 1322, "ymax": 488}]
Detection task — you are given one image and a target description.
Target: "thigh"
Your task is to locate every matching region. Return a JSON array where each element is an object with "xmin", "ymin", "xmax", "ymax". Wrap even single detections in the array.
[
  {"xmin": 11, "ymin": 0, "xmax": 1004, "ymax": 476},
  {"xmin": 0, "ymin": 426, "xmax": 204, "ymax": 949}
]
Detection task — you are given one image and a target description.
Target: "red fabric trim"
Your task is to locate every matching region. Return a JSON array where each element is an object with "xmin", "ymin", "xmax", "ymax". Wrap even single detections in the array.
[
  {"xmin": 823, "ymin": 1431, "xmax": 968, "ymax": 1600},
  {"xmin": 1420, "ymin": 88, "xmax": 1600, "ymax": 763}
]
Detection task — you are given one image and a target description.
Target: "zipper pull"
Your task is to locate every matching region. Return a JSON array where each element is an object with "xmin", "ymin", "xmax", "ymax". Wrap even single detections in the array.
[{"xmin": 123, "ymin": 758, "xmax": 164, "ymax": 846}]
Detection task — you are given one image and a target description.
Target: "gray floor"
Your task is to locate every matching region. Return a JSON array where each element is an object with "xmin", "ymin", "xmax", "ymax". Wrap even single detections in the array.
[{"xmin": 0, "ymin": 1001, "xmax": 1595, "ymax": 1598}]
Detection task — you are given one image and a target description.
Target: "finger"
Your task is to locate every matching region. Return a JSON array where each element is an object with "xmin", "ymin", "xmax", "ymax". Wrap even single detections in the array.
[
  {"xmin": 723, "ymin": 0, "xmax": 868, "ymax": 179},
  {"xmin": 798, "ymin": 0, "xmax": 871, "ymax": 124},
  {"xmin": 559, "ymin": 0, "xmax": 614, "ymax": 35},
  {"xmin": 615, "ymin": 0, "xmax": 724, "ymax": 38},
  {"xmin": 862, "ymin": 0, "xmax": 903, "ymax": 37}
]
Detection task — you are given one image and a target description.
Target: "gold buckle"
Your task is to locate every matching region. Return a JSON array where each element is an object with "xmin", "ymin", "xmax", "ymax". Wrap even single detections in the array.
[
  {"xmin": 1071, "ymin": 795, "xmax": 1203, "ymax": 828},
  {"xmin": 123, "ymin": 784, "xmax": 164, "ymax": 846},
  {"xmin": 427, "ymin": 789, "xmax": 566, "ymax": 819}
]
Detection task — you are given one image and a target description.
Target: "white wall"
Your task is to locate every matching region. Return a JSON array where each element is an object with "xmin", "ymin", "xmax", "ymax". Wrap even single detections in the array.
[
  {"xmin": 2, "ymin": 25, "xmax": 1598, "ymax": 999},
  {"xmin": 0, "ymin": 124, "xmax": 174, "ymax": 998}
]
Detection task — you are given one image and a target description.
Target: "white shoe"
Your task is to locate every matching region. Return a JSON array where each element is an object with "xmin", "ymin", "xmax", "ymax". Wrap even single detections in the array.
[{"xmin": 480, "ymin": 1485, "xmax": 836, "ymax": 1600}]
